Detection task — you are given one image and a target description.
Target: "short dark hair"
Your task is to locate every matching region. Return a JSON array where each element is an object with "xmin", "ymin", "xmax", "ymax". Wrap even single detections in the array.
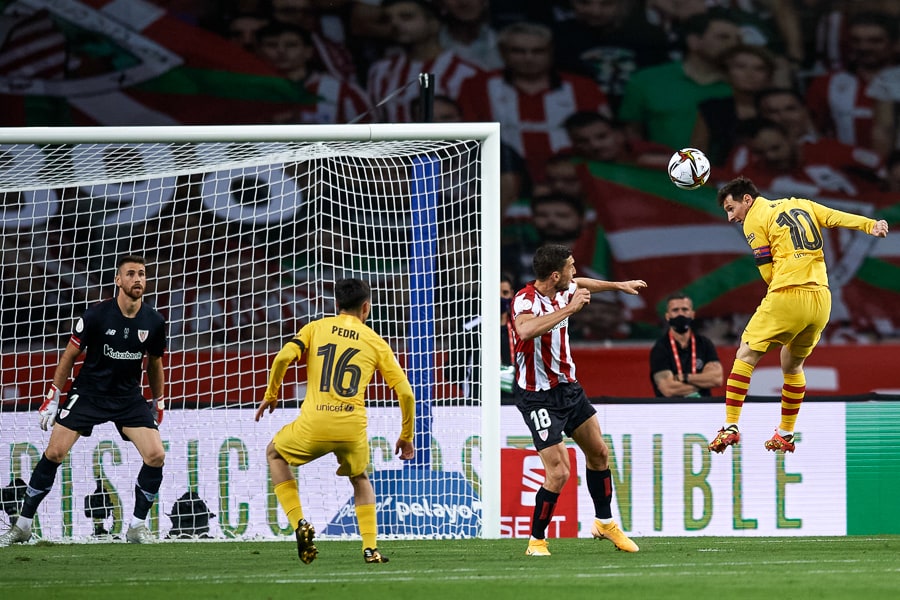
[
  {"xmin": 563, "ymin": 111, "xmax": 615, "ymax": 132},
  {"xmin": 335, "ymin": 278, "xmax": 371, "ymax": 312},
  {"xmin": 848, "ymin": 12, "xmax": 898, "ymax": 41},
  {"xmin": 716, "ymin": 176, "xmax": 760, "ymax": 207},
  {"xmin": 532, "ymin": 244, "xmax": 571, "ymax": 280},
  {"xmin": 117, "ymin": 254, "xmax": 146, "ymax": 270},
  {"xmin": 722, "ymin": 44, "xmax": 776, "ymax": 75},
  {"xmin": 665, "ymin": 293, "xmax": 691, "ymax": 305},
  {"xmin": 530, "ymin": 193, "xmax": 586, "ymax": 218},
  {"xmin": 382, "ymin": 0, "xmax": 439, "ymax": 20},
  {"xmin": 754, "ymin": 86, "xmax": 804, "ymax": 112},
  {"xmin": 256, "ymin": 21, "xmax": 313, "ymax": 45},
  {"xmin": 681, "ymin": 6, "xmax": 737, "ymax": 39}
]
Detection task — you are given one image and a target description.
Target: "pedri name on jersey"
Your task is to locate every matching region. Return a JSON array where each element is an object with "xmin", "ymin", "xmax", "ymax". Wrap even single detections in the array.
[{"xmin": 103, "ymin": 344, "xmax": 143, "ymax": 361}]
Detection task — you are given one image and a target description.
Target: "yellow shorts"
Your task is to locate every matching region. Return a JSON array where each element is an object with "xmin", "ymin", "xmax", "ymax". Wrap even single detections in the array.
[
  {"xmin": 272, "ymin": 418, "xmax": 370, "ymax": 477},
  {"xmin": 742, "ymin": 286, "xmax": 831, "ymax": 358}
]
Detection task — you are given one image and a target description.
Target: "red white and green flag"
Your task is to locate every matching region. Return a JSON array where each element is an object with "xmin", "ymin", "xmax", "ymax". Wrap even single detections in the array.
[{"xmin": 0, "ymin": 0, "xmax": 314, "ymax": 125}]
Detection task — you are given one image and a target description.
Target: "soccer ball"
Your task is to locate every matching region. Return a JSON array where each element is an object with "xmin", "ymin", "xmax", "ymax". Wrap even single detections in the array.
[{"xmin": 668, "ymin": 148, "xmax": 711, "ymax": 190}]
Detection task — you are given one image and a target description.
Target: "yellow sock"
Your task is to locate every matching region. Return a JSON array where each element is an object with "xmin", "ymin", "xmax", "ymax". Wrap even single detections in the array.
[
  {"xmin": 274, "ymin": 480, "xmax": 304, "ymax": 531},
  {"xmin": 355, "ymin": 503, "xmax": 377, "ymax": 550},
  {"xmin": 725, "ymin": 359, "xmax": 754, "ymax": 424},
  {"xmin": 779, "ymin": 371, "xmax": 806, "ymax": 433}
]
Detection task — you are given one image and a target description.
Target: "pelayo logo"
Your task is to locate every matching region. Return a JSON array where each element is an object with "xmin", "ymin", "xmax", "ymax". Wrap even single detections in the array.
[{"xmin": 324, "ymin": 469, "xmax": 481, "ymax": 537}]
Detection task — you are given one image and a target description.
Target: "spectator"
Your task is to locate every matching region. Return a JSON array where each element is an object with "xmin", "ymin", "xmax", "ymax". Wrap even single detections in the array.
[
  {"xmin": 502, "ymin": 192, "xmax": 603, "ymax": 288},
  {"xmin": 691, "ymin": 44, "xmax": 777, "ymax": 166},
  {"xmin": 437, "ymin": 0, "xmax": 503, "ymax": 70},
  {"xmin": 867, "ymin": 64, "xmax": 900, "ymax": 159},
  {"xmin": 643, "ymin": 0, "xmax": 710, "ymax": 60},
  {"xmin": 552, "ymin": 0, "xmax": 669, "ymax": 111},
  {"xmin": 255, "ymin": 22, "xmax": 373, "ymax": 124},
  {"xmin": 618, "ymin": 7, "xmax": 740, "ymax": 150},
  {"xmin": 367, "ymin": 0, "xmax": 482, "ymax": 123},
  {"xmin": 270, "ymin": 0, "xmax": 359, "ymax": 81},
  {"xmin": 564, "ymin": 111, "xmax": 672, "ymax": 168},
  {"xmin": 728, "ymin": 86, "xmax": 821, "ymax": 172},
  {"xmin": 805, "ymin": 12, "xmax": 897, "ymax": 150},
  {"xmin": 735, "ymin": 117, "xmax": 883, "ymax": 198},
  {"xmin": 649, "ymin": 293, "xmax": 723, "ymax": 397},
  {"xmin": 222, "ymin": 11, "xmax": 272, "ymax": 53},
  {"xmin": 458, "ymin": 21, "xmax": 611, "ymax": 182},
  {"xmin": 718, "ymin": 0, "xmax": 805, "ymax": 67}
]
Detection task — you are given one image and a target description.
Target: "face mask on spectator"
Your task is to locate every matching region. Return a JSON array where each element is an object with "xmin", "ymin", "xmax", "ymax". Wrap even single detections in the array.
[{"xmin": 668, "ymin": 315, "xmax": 692, "ymax": 333}]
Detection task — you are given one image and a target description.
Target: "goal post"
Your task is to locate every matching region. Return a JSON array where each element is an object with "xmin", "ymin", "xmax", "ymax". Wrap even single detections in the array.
[{"xmin": 0, "ymin": 123, "xmax": 502, "ymax": 541}]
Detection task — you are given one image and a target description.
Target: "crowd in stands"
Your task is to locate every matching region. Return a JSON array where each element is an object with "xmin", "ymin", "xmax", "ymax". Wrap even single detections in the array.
[{"xmin": 3, "ymin": 0, "xmax": 900, "ymax": 348}]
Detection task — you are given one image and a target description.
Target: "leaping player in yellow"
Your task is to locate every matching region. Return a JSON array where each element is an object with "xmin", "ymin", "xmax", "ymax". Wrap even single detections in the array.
[
  {"xmin": 256, "ymin": 278, "xmax": 415, "ymax": 564},
  {"xmin": 708, "ymin": 176, "xmax": 889, "ymax": 454}
]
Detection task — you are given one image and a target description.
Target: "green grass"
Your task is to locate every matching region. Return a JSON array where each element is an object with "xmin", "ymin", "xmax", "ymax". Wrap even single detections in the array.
[{"xmin": 2, "ymin": 537, "xmax": 899, "ymax": 600}]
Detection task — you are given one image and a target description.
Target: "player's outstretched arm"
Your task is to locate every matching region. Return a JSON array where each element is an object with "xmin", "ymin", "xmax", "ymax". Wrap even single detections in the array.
[
  {"xmin": 574, "ymin": 277, "xmax": 648, "ymax": 295},
  {"xmin": 871, "ymin": 219, "xmax": 889, "ymax": 238}
]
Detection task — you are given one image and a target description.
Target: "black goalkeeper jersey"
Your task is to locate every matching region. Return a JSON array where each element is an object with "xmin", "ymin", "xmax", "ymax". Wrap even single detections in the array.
[{"xmin": 70, "ymin": 297, "xmax": 167, "ymax": 397}]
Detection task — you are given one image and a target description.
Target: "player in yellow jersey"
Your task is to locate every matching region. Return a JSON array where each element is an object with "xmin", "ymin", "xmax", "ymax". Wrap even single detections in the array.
[
  {"xmin": 255, "ymin": 278, "xmax": 415, "ymax": 564},
  {"xmin": 708, "ymin": 176, "xmax": 889, "ymax": 454}
]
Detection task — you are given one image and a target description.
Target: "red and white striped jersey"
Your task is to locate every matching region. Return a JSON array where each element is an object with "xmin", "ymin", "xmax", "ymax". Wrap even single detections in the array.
[
  {"xmin": 298, "ymin": 72, "xmax": 374, "ymax": 124},
  {"xmin": 805, "ymin": 70, "xmax": 875, "ymax": 148},
  {"xmin": 510, "ymin": 280, "xmax": 578, "ymax": 391},
  {"xmin": 366, "ymin": 49, "xmax": 482, "ymax": 123},
  {"xmin": 458, "ymin": 70, "xmax": 610, "ymax": 181},
  {"xmin": 0, "ymin": 8, "xmax": 66, "ymax": 81}
]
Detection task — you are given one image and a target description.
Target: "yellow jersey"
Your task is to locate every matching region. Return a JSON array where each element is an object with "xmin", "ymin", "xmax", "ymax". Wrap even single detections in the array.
[
  {"xmin": 742, "ymin": 196, "xmax": 876, "ymax": 292},
  {"xmin": 264, "ymin": 313, "xmax": 415, "ymax": 442}
]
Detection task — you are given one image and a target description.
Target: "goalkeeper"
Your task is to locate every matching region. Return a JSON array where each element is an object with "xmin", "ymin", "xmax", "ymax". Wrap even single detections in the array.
[
  {"xmin": 0, "ymin": 255, "xmax": 167, "ymax": 547},
  {"xmin": 255, "ymin": 278, "xmax": 415, "ymax": 564}
]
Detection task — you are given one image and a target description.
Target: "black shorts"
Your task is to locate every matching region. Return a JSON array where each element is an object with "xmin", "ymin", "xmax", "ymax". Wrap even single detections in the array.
[
  {"xmin": 514, "ymin": 382, "xmax": 596, "ymax": 451},
  {"xmin": 55, "ymin": 388, "xmax": 157, "ymax": 440}
]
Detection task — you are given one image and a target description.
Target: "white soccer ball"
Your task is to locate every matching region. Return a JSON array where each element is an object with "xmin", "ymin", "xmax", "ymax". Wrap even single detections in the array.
[{"xmin": 668, "ymin": 148, "xmax": 711, "ymax": 190}]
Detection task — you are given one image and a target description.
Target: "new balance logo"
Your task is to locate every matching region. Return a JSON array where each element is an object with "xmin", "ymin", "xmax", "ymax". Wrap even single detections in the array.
[{"xmin": 105, "ymin": 329, "xmax": 116, "ymax": 335}]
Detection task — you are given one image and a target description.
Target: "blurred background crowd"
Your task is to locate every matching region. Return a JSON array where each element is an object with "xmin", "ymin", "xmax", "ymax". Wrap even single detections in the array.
[{"xmin": 2, "ymin": 0, "xmax": 900, "ymax": 350}]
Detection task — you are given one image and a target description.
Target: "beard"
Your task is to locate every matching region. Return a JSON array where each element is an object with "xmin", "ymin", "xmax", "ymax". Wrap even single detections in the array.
[
  {"xmin": 538, "ymin": 228, "xmax": 580, "ymax": 244},
  {"xmin": 121, "ymin": 285, "xmax": 144, "ymax": 301}
]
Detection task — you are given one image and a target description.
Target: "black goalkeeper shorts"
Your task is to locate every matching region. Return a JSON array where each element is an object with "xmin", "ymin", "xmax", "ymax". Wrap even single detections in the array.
[{"xmin": 55, "ymin": 388, "xmax": 157, "ymax": 440}]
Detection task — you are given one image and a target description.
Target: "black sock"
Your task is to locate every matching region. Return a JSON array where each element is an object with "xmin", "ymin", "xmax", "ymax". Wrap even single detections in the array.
[
  {"xmin": 133, "ymin": 463, "xmax": 164, "ymax": 520},
  {"xmin": 586, "ymin": 468, "xmax": 613, "ymax": 520},
  {"xmin": 20, "ymin": 455, "xmax": 62, "ymax": 519},
  {"xmin": 530, "ymin": 487, "xmax": 560, "ymax": 540}
]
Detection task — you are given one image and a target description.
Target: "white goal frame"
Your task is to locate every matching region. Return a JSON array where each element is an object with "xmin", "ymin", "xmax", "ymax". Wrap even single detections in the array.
[{"xmin": 0, "ymin": 123, "xmax": 502, "ymax": 540}]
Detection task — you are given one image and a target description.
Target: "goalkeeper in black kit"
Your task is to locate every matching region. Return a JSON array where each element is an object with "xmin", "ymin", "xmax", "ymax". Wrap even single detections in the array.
[
  {"xmin": 0, "ymin": 255, "xmax": 167, "ymax": 546},
  {"xmin": 256, "ymin": 278, "xmax": 415, "ymax": 564}
]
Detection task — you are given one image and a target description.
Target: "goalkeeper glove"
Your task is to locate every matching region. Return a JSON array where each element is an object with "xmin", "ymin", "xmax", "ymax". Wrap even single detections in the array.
[
  {"xmin": 39, "ymin": 384, "xmax": 61, "ymax": 431},
  {"xmin": 151, "ymin": 397, "xmax": 165, "ymax": 425}
]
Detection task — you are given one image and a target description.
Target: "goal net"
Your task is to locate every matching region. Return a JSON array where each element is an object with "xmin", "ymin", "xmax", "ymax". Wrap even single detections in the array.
[{"xmin": 0, "ymin": 123, "xmax": 501, "ymax": 541}]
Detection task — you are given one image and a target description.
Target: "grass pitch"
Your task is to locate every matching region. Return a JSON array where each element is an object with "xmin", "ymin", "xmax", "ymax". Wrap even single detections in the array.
[{"xmin": 2, "ymin": 536, "xmax": 898, "ymax": 600}]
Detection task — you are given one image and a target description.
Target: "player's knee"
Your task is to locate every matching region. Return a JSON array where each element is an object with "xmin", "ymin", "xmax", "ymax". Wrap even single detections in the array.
[
  {"xmin": 544, "ymin": 464, "xmax": 570, "ymax": 489},
  {"xmin": 144, "ymin": 447, "xmax": 166, "ymax": 467},
  {"xmin": 583, "ymin": 441, "xmax": 610, "ymax": 469},
  {"xmin": 43, "ymin": 446, "xmax": 69, "ymax": 464}
]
